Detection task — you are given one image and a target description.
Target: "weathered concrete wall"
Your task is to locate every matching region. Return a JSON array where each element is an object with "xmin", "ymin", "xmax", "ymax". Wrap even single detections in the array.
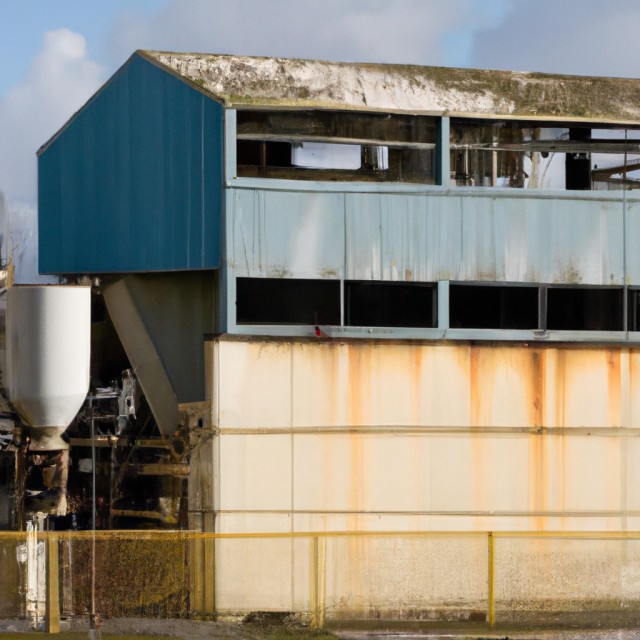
[{"xmin": 202, "ymin": 337, "xmax": 640, "ymax": 618}]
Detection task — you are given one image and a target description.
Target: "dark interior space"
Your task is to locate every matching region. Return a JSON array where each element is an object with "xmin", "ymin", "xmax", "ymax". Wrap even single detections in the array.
[
  {"xmin": 565, "ymin": 128, "xmax": 592, "ymax": 190},
  {"xmin": 346, "ymin": 281, "xmax": 436, "ymax": 328},
  {"xmin": 449, "ymin": 284, "xmax": 539, "ymax": 329},
  {"xmin": 236, "ymin": 277, "xmax": 341, "ymax": 325},
  {"xmin": 237, "ymin": 139, "xmax": 292, "ymax": 168},
  {"xmin": 546, "ymin": 287, "xmax": 623, "ymax": 331}
]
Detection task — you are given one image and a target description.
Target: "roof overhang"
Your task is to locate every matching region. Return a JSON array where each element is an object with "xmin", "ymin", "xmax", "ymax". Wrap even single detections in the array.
[{"xmin": 141, "ymin": 50, "xmax": 640, "ymax": 126}]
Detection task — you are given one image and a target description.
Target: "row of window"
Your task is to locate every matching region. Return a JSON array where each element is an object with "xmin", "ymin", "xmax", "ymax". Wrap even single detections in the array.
[
  {"xmin": 236, "ymin": 110, "xmax": 436, "ymax": 185},
  {"xmin": 235, "ymin": 110, "xmax": 640, "ymax": 191},
  {"xmin": 236, "ymin": 278, "xmax": 637, "ymax": 332},
  {"xmin": 236, "ymin": 278, "xmax": 436, "ymax": 327}
]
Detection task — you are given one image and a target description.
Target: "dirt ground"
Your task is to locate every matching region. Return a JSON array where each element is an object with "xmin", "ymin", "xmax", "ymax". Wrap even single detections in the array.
[
  {"xmin": 2, "ymin": 617, "xmax": 640, "ymax": 640},
  {"xmin": 0, "ymin": 617, "xmax": 335, "ymax": 640}
]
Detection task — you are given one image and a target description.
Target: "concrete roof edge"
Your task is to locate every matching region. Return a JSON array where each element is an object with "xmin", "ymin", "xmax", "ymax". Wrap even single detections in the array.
[{"xmin": 142, "ymin": 50, "xmax": 640, "ymax": 123}]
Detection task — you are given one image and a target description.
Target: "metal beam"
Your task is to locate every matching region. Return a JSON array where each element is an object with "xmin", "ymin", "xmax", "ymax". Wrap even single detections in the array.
[
  {"xmin": 451, "ymin": 139, "xmax": 640, "ymax": 154},
  {"xmin": 121, "ymin": 462, "xmax": 190, "ymax": 477}
]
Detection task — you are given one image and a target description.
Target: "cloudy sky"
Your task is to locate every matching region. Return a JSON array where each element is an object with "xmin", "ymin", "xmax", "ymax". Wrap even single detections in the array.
[{"xmin": 2, "ymin": 0, "xmax": 640, "ymax": 281}]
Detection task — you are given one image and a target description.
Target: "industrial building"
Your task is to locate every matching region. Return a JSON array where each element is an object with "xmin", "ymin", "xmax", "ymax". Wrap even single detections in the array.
[{"xmin": 18, "ymin": 50, "xmax": 640, "ymax": 619}]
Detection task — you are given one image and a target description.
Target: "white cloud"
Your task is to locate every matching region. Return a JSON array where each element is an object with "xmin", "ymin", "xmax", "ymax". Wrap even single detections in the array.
[
  {"xmin": 0, "ymin": 28, "xmax": 104, "ymax": 205},
  {"xmin": 108, "ymin": 0, "xmax": 509, "ymax": 67},
  {"xmin": 0, "ymin": 29, "xmax": 104, "ymax": 282}
]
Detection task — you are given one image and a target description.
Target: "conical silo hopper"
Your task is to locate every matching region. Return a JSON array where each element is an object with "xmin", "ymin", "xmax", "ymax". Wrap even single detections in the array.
[{"xmin": 5, "ymin": 285, "xmax": 91, "ymax": 450}]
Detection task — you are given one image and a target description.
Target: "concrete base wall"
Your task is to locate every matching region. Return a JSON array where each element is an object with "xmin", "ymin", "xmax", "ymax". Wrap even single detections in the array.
[{"xmin": 193, "ymin": 337, "xmax": 640, "ymax": 619}]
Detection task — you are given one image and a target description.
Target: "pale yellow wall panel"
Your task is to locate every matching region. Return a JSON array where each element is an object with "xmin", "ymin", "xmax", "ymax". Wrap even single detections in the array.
[
  {"xmin": 627, "ymin": 351, "xmax": 640, "ymax": 428},
  {"xmin": 552, "ymin": 349, "xmax": 620, "ymax": 428},
  {"xmin": 215, "ymin": 341, "xmax": 640, "ymax": 431},
  {"xmin": 293, "ymin": 433, "xmax": 366, "ymax": 512},
  {"xmin": 364, "ymin": 435, "xmax": 431, "ymax": 511},
  {"xmin": 561, "ymin": 436, "xmax": 622, "ymax": 512},
  {"xmin": 292, "ymin": 432, "xmax": 432, "ymax": 512},
  {"xmin": 526, "ymin": 432, "xmax": 571, "ymax": 514},
  {"xmin": 469, "ymin": 348, "xmax": 537, "ymax": 427},
  {"xmin": 217, "ymin": 340, "xmax": 292, "ymax": 428},
  {"xmin": 495, "ymin": 537, "xmax": 640, "ymax": 606},
  {"xmin": 321, "ymin": 533, "xmax": 487, "ymax": 618},
  {"xmin": 624, "ymin": 438, "xmax": 640, "ymax": 510},
  {"xmin": 219, "ymin": 434, "xmax": 292, "ymax": 511},
  {"xmin": 216, "ymin": 512, "xmax": 293, "ymax": 534},
  {"xmin": 291, "ymin": 343, "xmax": 419, "ymax": 427},
  {"xmin": 214, "ymin": 513, "xmax": 294, "ymax": 612},
  {"xmin": 209, "ymin": 339, "xmax": 640, "ymax": 540},
  {"xmin": 430, "ymin": 435, "xmax": 531, "ymax": 512},
  {"xmin": 293, "ymin": 433, "xmax": 533, "ymax": 514},
  {"xmin": 291, "ymin": 512, "xmax": 627, "ymax": 534},
  {"xmin": 289, "ymin": 431, "xmax": 625, "ymax": 518},
  {"xmin": 290, "ymin": 343, "xmax": 368, "ymax": 427},
  {"xmin": 290, "ymin": 343, "xmax": 472, "ymax": 428},
  {"xmin": 418, "ymin": 345, "xmax": 473, "ymax": 426}
]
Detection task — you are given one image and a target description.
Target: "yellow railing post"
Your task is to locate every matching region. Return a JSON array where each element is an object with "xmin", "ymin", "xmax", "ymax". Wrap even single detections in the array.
[
  {"xmin": 4, "ymin": 528, "xmax": 638, "ymax": 626},
  {"xmin": 487, "ymin": 531, "xmax": 495, "ymax": 627},
  {"xmin": 46, "ymin": 533, "xmax": 60, "ymax": 634},
  {"xmin": 310, "ymin": 536, "xmax": 320, "ymax": 628},
  {"xmin": 318, "ymin": 536, "xmax": 326, "ymax": 628},
  {"xmin": 205, "ymin": 534, "xmax": 216, "ymax": 615}
]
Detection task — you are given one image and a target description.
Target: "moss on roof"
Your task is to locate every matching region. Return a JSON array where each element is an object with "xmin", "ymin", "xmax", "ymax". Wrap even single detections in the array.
[{"xmin": 140, "ymin": 50, "xmax": 640, "ymax": 124}]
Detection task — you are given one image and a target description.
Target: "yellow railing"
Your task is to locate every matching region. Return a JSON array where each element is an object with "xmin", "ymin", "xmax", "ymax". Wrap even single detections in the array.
[{"xmin": 2, "ymin": 529, "xmax": 640, "ymax": 632}]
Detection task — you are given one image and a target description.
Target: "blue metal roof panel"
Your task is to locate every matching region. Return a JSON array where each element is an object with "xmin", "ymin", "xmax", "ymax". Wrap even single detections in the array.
[{"xmin": 38, "ymin": 53, "xmax": 223, "ymax": 274}]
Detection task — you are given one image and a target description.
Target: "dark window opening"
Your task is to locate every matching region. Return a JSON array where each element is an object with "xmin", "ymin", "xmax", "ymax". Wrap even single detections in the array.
[
  {"xmin": 450, "ymin": 285, "xmax": 539, "ymax": 329},
  {"xmin": 237, "ymin": 110, "xmax": 436, "ymax": 144},
  {"xmin": 565, "ymin": 128, "xmax": 591, "ymax": 190},
  {"xmin": 235, "ymin": 278, "xmax": 628, "ymax": 335},
  {"xmin": 237, "ymin": 140, "xmax": 292, "ymax": 168},
  {"xmin": 236, "ymin": 109, "xmax": 436, "ymax": 184},
  {"xmin": 546, "ymin": 287, "xmax": 623, "ymax": 331},
  {"xmin": 236, "ymin": 278, "xmax": 340, "ymax": 325},
  {"xmin": 346, "ymin": 281, "xmax": 436, "ymax": 328},
  {"xmin": 450, "ymin": 118, "xmax": 640, "ymax": 191},
  {"xmin": 628, "ymin": 290, "xmax": 640, "ymax": 331}
]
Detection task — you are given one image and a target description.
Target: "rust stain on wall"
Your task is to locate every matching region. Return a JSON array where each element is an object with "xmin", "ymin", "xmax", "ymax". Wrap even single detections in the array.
[
  {"xmin": 346, "ymin": 344, "xmax": 367, "ymax": 519},
  {"xmin": 607, "ymin": 349, "xmax": 621, "ymax": 427},
  {"xmin": 553, "ymin": 349, "xmax": 567, "ymax": 428},
  {"xmin": 469, "ymin": 346, "xmax": 482, "ymax": 428},
  {"xmin": 530, "ymin": 348, "xmax": 545, "ymax": 428},
  {"xmin": 411, "ymin": 346, "xmax": 425, "ymax": 424}
]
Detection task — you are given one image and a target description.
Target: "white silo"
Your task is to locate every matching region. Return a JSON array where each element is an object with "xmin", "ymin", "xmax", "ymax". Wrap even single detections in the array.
[{"xmin": 5, "ymin": 285, "xmax": 91, "ymax": 450}]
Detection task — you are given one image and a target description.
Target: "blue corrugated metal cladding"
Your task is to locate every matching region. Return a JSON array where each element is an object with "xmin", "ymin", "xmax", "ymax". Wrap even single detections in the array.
[{"xmin": 38, "ymin": 53, "xmax": 223, "ymax": 274}]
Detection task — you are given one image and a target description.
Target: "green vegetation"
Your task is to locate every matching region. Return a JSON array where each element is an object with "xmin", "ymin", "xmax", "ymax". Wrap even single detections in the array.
[
  {"xmin": 0, "ymin": 635, "xmax": 179, "ymax": 640},
  {"xmin": 0, "ymin": 623, "xmax": 339, "ymax": 640}
]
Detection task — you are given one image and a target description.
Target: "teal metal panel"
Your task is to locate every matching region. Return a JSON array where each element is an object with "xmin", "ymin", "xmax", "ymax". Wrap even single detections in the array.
[
  {"xmin": 38, "ymin": 54, "xmax": 223, "ymax": 273},
  {"xmin": 230, "ymin": 188, "xmax": 345, "ymax": 279},
  {"xmin": 349, "ymin": 190, "xmax": 625, "ymax": 284},
  {"xmin": 227, "ymin": 181, "xmax": 633, "ymax": 287}
]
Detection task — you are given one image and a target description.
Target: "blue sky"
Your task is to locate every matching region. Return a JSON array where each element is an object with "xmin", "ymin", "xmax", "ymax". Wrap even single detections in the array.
[
  {"xmin": 1, "ymin": 0, "xmax": 640, "ymax": 281},
  {"xmin": 0, "ymin": 1, "xmax": 162, "ymax": 95}
]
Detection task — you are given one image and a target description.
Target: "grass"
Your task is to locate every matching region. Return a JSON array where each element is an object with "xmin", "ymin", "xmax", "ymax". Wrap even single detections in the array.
[
  {"xmin": 0, "ymin": 626, "xmax": 339, "ymax": 640},
  {"xmin": 0, "ymin": 635, "xmax": 180, "ymax": 640}
]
